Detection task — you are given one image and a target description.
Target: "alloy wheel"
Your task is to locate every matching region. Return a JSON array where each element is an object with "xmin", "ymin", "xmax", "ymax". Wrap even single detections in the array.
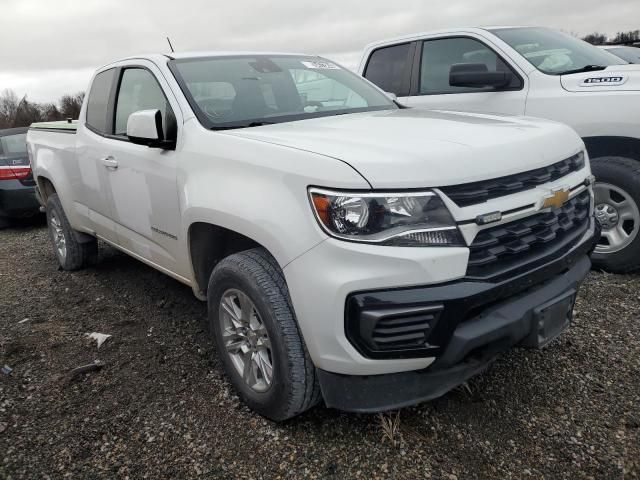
[
  {"xmin": 50, "ymin": 211, "xmax": 67, "ymax": 262},
  {"xmin": 218, "ymin": 289, "xmax": 274, "ymax": 392}
]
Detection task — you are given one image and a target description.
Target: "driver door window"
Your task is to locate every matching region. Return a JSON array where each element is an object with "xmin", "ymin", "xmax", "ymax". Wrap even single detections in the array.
[
  {"xmin": 114, "ymin": 68, "xmax": 176, "ymax": 139},
  {"xmin": 419, "ymin": 37, "xmax": 522, "ymax": 95}
]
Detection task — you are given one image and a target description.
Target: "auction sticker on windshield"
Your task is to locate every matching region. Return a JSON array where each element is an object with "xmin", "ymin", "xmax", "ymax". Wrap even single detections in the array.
[{"xmin": 301, "ymin": 61, "xmax": 340, "ymax": 69}]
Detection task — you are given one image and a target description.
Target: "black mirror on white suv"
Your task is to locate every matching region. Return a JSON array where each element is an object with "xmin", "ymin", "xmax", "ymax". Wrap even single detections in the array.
[
  {"xmin": 449, "ymin": 63, "xmax": 513, "ymax": 88},
  {"xmin": 127, "ymin": 109, "xmax": 175, "ymax": 149}
]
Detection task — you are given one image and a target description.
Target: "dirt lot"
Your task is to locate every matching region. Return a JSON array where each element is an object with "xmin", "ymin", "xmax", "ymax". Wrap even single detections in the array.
[{"xmin": 1, "ymin": 221, "xmax": 638, "ymax": 479}]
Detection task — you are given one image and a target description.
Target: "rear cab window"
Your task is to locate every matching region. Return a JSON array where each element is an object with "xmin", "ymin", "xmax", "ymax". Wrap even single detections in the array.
[
  {"xmin": 363, "ymin": 43, "xmax": 413, "ymax": 96},
  {"xmin": 85, "ymin": 68, "xmax": 116, "ymax": 134}
]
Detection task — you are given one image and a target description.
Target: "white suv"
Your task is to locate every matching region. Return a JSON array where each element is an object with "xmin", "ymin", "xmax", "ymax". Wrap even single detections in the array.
[
  {"xmin": 360, "ymin": 26, "xmax": 640, "ymax": 272},
  {"xmin": 28, "ymin": 52, "xmax": 597, "ymax": 420}
]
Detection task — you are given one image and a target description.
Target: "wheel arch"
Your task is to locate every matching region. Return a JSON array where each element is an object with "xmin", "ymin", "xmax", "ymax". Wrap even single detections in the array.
[
  {"xmin": 583, "ymin": 136, "xmax": 640, "ymax": 161},
  {"xmin": 36, "ymin": 175, "xmax": 57, "ymax": 204},
  {"xmin": 187, "ymin": 221, "xmax": 279, "ymax": 299}
]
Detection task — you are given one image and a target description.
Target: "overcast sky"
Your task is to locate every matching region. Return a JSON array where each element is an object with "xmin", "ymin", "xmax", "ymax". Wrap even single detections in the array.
[{"xmin": 1, "ymin": 0, "xmax": 638, "ymax": 102}]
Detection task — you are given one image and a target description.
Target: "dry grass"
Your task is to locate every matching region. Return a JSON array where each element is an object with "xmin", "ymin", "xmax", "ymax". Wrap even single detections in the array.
[{"xmin": 377, "ymin": 411, "xmax": 402, "ymax": 446}]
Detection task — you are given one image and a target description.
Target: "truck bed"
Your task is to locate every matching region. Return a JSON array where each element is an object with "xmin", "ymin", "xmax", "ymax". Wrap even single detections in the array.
[{"xmin": 30, "ymin": 120, "xmax": 78, "ymax": 133}]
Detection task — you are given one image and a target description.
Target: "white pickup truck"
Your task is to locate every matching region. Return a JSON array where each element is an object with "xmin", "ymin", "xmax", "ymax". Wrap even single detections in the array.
[
  {"xmin": 359, "ymin": 26, "xmax": 640, "ymax": 272},
  {"xmin": 28, "ymin": 51, "xmax": 597, "ymax": 420}
]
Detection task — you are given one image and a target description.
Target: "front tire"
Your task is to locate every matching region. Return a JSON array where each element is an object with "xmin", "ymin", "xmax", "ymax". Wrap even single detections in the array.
[
  {"xmin": 591, "ymin": 156, "xmax": 640, "ymax": 273},
  {"xmin": 207, "ymin": 248, "xmax": 321, "ymax": 421},
  {"xmin": 46, "ymin": 193, "xmax": 98, "ymax": 270}
]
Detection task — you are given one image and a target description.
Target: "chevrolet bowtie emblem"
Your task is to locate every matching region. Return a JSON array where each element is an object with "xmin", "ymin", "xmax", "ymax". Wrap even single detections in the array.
[{"xmin": 541, "ymin": 189, "xmax": 570, "ymax": 209}]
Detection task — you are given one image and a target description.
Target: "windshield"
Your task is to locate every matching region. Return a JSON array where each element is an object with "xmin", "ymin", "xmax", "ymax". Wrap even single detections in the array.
[
  {"xmin": 169, "ymin": 55, "xmax": 397, "ymax": 129},
  {"xmin": 491, "ymin": 27, "xmax": 626, "ymax": 75},
  {"xmin": 0, "ymin": 133, "xmax": 27, "ymax": 155},
  {"xmin": 606, "ymin": 47, "xmax": 640, "ymax": 64}
]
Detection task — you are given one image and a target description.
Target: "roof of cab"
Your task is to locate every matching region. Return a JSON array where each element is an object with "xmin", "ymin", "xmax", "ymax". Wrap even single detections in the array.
[
  {"xmin": 96, "ymin": 51, "xmax": 322, "ymax": 72},
  {"xmin": 361, "ymin": 25, "xmax": 531, "ymax": 51},
  {"xmin": 169, "ymin": 51, "xmax": 312, "ymax": 59}
]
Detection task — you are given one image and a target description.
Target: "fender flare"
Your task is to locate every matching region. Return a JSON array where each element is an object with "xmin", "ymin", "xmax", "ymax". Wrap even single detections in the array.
[{"xmin": 583, "ymin": 136, "xmax": 640, "ymax": 161}]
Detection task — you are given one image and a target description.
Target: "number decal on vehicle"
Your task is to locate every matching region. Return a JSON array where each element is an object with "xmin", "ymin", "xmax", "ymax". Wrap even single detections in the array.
[{"xmin": 582, "ymin": 76, "xmax": 626, "ymax": 86}]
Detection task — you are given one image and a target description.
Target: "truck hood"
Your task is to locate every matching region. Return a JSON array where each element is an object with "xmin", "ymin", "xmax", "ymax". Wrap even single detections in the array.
[
  {"xmin": 561, "ymin": 64, "xmax": 640, "ymax": 92},
  {"xmin": 225, "ymin": 109, "xmax": 582, "ymax": 189}
]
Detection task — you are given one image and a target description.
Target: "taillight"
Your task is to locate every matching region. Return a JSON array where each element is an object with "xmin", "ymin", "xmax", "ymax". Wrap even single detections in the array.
[{"xmin": 0, "ymin": 165, "xmax": 31, "ymax": 180}]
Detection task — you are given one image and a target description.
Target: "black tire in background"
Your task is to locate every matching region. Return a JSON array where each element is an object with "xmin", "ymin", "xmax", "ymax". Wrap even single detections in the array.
[
  {"xmin": 591, "ymin": 156, "xmax": 640, "ymax": 273},
  {"xmin": 45, "ymin": 193, "xmax": 98, "ymax": 270},
  {"xmin": 207, "ymin": 248, "xmax": 321, "ymax": 421}
]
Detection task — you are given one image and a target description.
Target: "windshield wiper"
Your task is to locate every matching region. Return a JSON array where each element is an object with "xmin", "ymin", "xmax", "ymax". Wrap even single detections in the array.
[
  {"xmin": 558, "ymin": 65, "xmax": 607, "ymax": 75},
  {"xmin": 246, "ymin": 121, "xmax": 274, "ymax": 127},
  {"xmin": 210, "ymin": 121, "xmax": 274, "ymax": 130}
]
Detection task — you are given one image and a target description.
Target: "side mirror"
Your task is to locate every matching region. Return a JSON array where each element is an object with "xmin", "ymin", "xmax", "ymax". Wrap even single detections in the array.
[
  {"xmin": 449, "ymin": 63, "xmax": 513, "ymax": 88},
  {"xmin": 127, "ymin": 110, "xmax": 175, "ymax": 149}
]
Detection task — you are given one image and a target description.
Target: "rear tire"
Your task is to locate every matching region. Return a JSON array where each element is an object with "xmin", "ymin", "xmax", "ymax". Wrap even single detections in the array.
[
  {"xmin": 46, "ymin": 193, "xmax": 98, "ymax": 270},
  {"xmin": 0, "ymin": 217, "xmax": 9, "ymax": 229},
  {"xmin": 207, "ymin": 248, "xmax": 321, "ymax": 421},
  {"xmin": 591, "ymin": 156, "xmax": 640, "ymax": 273}
]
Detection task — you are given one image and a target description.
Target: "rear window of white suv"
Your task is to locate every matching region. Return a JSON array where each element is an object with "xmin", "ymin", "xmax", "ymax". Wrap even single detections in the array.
[{"xmin": 0, "ymin": 133, "xmax": 27, "ymax": 155}]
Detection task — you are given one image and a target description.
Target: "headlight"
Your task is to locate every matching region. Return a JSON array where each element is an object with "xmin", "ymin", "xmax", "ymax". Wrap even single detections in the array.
[{"xmin": 309, "ymin": 188, "xmax": 464, "ymax": 246}]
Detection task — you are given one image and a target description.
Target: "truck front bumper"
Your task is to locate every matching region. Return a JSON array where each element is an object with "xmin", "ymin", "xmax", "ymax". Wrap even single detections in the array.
[
  {"xmin": 285, "ymin": 217, "xmax": 598, "ymax": 377},
  {"xmin": 317, "ymin": 252, "xmax": 591, "ymax": 412}
]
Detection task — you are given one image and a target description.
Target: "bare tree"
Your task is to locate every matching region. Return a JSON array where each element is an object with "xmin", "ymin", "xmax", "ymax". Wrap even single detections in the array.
[
  {"xmin": 582, "ymin": 32, "xmax": 608, "ymax": 45},
  {"xmin": 12, "ymin": 96, "xmax": 44, "ymax": 127},
  {"xmin": 40, "ymin": 103, "xmax": 62, "ymax": 122},
  {"xmin": 612, "ymin": 30, "xmax": 640, "ymax": 45},
  {"xmin": 0, "ymin": 89, "xmax": 86, "ymax": 129},
  {"xmin": 59, "ymin": 92, "xmax": 85, "ymax": 120},
  {"xmin": 0, "ymin": 89, "xmax": 20, "ymax": 129}
]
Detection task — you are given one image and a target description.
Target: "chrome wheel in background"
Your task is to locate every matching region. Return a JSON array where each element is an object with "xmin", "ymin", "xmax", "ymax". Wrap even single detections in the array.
[
  {"xmin": 594, "ymin": 182, "xmax": 640, "ymax": 255},
  {"xmin": 219, "ymin": 288, "xmax": 273, "ymax": 392}
]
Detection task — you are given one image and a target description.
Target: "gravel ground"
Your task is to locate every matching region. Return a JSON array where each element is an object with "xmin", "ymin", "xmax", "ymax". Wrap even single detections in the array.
[{"xmin": 1, "ymin": 221, "xmax": 638, "ymax": 479}]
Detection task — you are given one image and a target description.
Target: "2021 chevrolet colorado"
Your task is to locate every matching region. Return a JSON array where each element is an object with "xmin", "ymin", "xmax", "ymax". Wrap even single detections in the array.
[
  {"xmin": 28, "ymin": 52, "xmax": 597, "ymax": 420},
  {"xmin": 359, "ymin": 26, "xmax": 640, "ymax": 272}
]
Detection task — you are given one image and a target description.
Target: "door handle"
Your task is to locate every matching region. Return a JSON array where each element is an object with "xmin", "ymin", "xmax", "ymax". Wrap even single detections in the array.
[{"xmin": 100, "ymin": 156, "xmax": 118, "ymax": 170}]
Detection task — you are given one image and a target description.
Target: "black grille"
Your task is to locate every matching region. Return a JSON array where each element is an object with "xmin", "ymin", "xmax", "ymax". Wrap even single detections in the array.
[
  {"xmin": 371, "ymin": 309, "xmax": 439, "ymax": 350},
  {"xmin": 441, "ymin": 153, "xmax": 585, "ymax": 207},
  {"xmin": 345, "ymin": 304, "xmax": 443, "ymax": 358},
  {"xmin": 467, "ymin": 190, "xmax": 591, "ymax": 278}
]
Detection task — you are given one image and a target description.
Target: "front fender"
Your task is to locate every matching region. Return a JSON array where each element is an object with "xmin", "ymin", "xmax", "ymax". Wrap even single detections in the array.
[{"xmin": 178, "ymin": 126, "xmax": 370, "ymax": 272}]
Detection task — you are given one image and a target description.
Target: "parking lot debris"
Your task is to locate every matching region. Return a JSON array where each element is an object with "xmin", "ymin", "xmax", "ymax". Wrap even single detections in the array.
[
  {"xmin": 17, "ymin": 318, "xmax": 30, "ymax": 324},
  {"xmin": 69, "ymin": 360, "xmax": 104, "ymax": 378},
  {"xmin": 87, "ymin": 332, "xmax": 112, "ymax": 348},
  {"xmin": 1, "ymin": 365, "xmax": 13, "ymax": 375}
]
